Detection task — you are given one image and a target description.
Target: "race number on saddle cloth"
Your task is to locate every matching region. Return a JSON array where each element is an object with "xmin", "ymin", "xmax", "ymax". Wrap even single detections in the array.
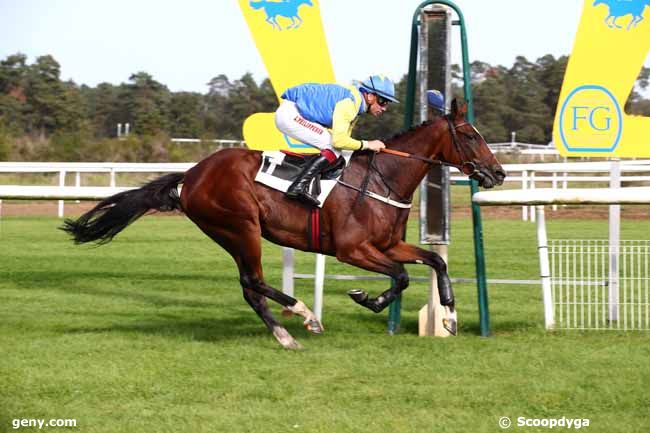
[{"xmin": 267, "ymin": 75, "xmax": 399, "ymax": 207}]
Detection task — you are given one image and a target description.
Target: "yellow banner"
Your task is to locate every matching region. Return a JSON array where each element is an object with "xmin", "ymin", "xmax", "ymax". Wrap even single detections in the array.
[
  {"xmin": 239, "ymin": 0, "xmax": 336, "ymax": 151},
  {"xmin": 553, "ymin": 0, "xmax": 650, "ymax": 157}
]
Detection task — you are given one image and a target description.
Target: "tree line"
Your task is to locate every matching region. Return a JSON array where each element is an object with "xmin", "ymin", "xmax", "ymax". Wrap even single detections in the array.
[{"xmin": 0, "ymin": 52, "xmax": 648, "ymax": 161}]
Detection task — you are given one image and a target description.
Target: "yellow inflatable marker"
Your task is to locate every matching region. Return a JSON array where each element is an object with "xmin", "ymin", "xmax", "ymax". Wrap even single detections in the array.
[
  {"xmin": 553, "ymin": 0, "xmax": 650, "ymax": 157},
  {"xmin": 239, "ymin": 0, "xmax": 336, "ymax": 151}
]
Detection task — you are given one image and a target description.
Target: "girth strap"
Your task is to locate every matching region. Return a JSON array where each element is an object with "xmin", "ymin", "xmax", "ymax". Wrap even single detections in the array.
[{"xmin": 307, "ymin": 207, "xmax": 323, "ymax": 252}]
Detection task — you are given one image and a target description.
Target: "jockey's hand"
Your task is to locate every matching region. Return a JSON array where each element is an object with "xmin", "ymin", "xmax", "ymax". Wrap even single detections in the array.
[{"xmin": 365, "ymin": 140, "xmax": 386, "ymax": 153}]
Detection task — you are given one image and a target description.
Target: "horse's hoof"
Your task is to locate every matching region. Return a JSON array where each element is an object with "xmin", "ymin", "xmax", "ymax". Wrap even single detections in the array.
[
  {"xmin": 348, "ymin": 289, "xmax": 368, "ymax": 304},
  {"xmin": 282, "ymin": 340, "xmax": 303, "ymax": 350},
  {"xmin": 281, "ymin": 306, "xmax": 295, "ymax": 318},
  {"xmin": 443, "ymin": 306, "xmax": 458, "ymax": 335},
  {"xmin": 304, "ymin": 319, "xmax": 324, "ymax": 334},
  {"xmin": 443, "ymin": 317, "xmax": 457, "ymax": 336}
]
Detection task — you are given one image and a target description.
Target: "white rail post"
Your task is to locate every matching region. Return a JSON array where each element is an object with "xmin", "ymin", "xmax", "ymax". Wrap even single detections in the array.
[
  {"xmin": 609, "ymin": 159, "xmax": 621, "ymax": 322},
  {"xmin": 58, "ymin": 170, "xmax": 66, "ymax": 218},
  {"xmin": 314, "ymin": 253, "xmax": 326, "ymax": 320},
  {"xmin": 75, "ymin": 171, "xmax": 81, "ymax": 203},
  {"xmin": 522, "ymin": 170, "xmax": 528, "ymax": 221},
  {"xmin": 552, "ymin": 172, "xmax": 558, "ymax": 211},
  {"xmin": 536, "ymin": 205, "xmax": 554, "ymax": 329},
  {"xmin": 562, "ymin": 168, "xmax": 568, "ymax": 208},
  {"xmin": 282, "ymin": 247, "xmax": 294, "ymax": 296},
  {"xmin": 109, "ymin": 168, "xmax": 116, "ymax": 188},
  {"xmin": 530, "ymin": 171, "xmax": 536, "ymax": 223}
]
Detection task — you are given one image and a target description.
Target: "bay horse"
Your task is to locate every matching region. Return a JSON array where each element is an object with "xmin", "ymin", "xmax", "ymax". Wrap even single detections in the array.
[{"xmin": 62, "ymin": 100, "xmax": 505, "ymax": 349}]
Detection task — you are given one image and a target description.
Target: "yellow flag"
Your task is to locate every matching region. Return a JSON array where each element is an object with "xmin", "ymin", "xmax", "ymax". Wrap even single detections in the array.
[
  {"xmin": 239, "ymin": 0, "xmax": 336, "ymax": 151},
  {"xmin": 553, "ymin": 0, "xmax": 650, "ymax": 157}
]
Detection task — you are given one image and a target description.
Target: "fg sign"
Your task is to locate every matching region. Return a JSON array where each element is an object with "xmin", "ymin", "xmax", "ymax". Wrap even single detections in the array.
[{"xmin": 553, "ymin": 0, "xmax": 650, "ymax": 157}]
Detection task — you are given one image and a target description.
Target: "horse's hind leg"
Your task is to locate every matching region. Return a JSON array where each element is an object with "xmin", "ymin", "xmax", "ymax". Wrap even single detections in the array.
[
  {"xmin": 192, "ymin": 216, "xmax": 323, "ymax": 341},
  {"xmin": 242, "ymin": 288, "xmax": 302, "ymax": 350},
  {"xmin": 241, "ymin": 274, "xmax": 324, "ymax": 334}
]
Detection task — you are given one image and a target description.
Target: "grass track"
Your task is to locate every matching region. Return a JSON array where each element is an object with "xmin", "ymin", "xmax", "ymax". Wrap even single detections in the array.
[{"xmin": 1, "ymin": 215, "xmax": 649, "ymax": 433}]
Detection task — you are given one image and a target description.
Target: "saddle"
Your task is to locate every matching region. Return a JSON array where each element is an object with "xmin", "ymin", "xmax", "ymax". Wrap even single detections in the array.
[{"xmin": 255, "ymin": 151, "xmax": 351, "ymax": 208}]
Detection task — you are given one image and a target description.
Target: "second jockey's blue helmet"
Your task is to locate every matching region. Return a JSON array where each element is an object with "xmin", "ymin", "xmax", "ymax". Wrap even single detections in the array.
[{"xmin": 358, "ymin": 75, "xmax": 399, "ymax": 103}]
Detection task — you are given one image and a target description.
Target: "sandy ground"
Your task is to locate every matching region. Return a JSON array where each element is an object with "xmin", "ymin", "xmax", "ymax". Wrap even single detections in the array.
[{"xmin": 1, "ymin": 200, "xmax": 648, "ymax": 220}]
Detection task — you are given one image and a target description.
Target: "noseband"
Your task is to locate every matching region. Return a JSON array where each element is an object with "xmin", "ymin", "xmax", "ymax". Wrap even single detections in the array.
[{"xmin": 445, "ymin": 116, "xmax": 480, "ymax": 176}]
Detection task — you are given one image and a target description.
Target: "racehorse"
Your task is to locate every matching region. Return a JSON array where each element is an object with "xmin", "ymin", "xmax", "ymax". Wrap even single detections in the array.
[
  {"xmin": 62, "ymin": 100, "xmax": 505, "ymax": 349},
  {"xmin": 593, "ymin": 0, "xmax": 648, "ymax": 30},
  {"xmin": 249, "ymin": 0, "xmax": 313, "ymax": 30}
]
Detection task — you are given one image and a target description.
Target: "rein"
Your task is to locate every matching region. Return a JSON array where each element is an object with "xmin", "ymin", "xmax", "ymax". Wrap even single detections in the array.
[
  {"xmin": 380, "ymin": 116, "xmax": 483, "ymax": 177},
  {"xmin": 338, "ymin": 116, "xmax": 487, "ymax": 209}
]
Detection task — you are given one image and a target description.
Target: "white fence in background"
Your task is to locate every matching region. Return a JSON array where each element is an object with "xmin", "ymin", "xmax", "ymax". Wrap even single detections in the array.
[
  {"xmin": 473, "ymin": 188, "xmax": 650, "ymax": 331},
  {"xmin": 452, "ymin": 160, "xmax": 650, "ymax": 222},
  {"xmin": 0, "ymin": 162, "xmax": 192, "ymax": 217},
  {"xmin": 170, "ymin": 138, "xmax": 245, "ymax": 147},
  {"xmin": 550, "ymin": 239, "xmax": 650, "ymax": 331},
  {"xmin": 3, "ymin": 160, "xmax": 650, "ymax": 218}
]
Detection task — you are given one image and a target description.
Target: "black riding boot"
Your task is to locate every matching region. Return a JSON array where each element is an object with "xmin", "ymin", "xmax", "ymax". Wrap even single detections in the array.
[{"xmin": 286, "ymin": 155, "xmax": 331, "ymax": 207}]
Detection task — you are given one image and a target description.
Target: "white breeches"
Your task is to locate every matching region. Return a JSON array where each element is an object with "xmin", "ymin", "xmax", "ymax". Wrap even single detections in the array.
[{"xmin": 274, "ymin": 100, "xmax": 341, "ymax": 157}]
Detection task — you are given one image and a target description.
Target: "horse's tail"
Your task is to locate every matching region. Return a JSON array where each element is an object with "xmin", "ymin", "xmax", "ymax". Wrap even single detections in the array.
[
  {"xmin": 249, "ymin": 0, "xmax": 266, "ymax": 10},
  {"xmin": 60, "ymin": 172, "xmax": 185, "ymax": 245}
]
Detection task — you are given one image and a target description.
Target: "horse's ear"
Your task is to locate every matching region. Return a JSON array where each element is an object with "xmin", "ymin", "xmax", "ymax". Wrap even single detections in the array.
[
  {"xmin": 459, "ymin": 101, "xmax": 468, "ymax": 117},
  {"xmin": 450, "ymin": 98, "xmax": 458, "ymax": 117}
]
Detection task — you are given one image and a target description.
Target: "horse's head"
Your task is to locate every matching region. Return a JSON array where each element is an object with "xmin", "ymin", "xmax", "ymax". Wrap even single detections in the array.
[{"xmin": 440, "ymin": 99, "xmax": 506, "ymax": 189}]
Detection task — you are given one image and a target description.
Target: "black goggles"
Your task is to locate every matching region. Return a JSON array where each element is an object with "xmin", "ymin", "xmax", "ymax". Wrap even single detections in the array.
[{"xmin": 375, "ymin": 94, "xmax": 390, "ymax": 107}]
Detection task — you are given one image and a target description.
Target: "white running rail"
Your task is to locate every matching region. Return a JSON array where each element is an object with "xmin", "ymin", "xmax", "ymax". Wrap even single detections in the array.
[{"xmin": 473, "ymin": 188, "xmax": 650, "ymax": 331}]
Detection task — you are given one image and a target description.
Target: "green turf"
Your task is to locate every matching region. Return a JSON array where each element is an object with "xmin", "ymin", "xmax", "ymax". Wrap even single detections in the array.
[{"xmin": 1, "ymin": 215, "xmax": 649, "ymax": 433}]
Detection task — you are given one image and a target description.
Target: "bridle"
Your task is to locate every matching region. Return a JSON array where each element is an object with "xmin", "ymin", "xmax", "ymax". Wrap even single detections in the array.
[
  {"xmin": 380, "ymin": 115, "xmax": 484, "ymax": 176},
  {"xmin": 339, "ymin": 116, "xmax": 490, "ymax": 208}
]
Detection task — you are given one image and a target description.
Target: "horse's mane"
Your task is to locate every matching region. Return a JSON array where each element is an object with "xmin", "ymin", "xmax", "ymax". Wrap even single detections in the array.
[{"xmin": 385, "ymin": 119, "xmax": 436, "ymax": 146}]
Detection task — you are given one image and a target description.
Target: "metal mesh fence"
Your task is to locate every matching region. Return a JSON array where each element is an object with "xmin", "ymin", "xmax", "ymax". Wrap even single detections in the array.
[{"xmin": 549, "ymin": 240, "xmax": 650, "ymax": 330}]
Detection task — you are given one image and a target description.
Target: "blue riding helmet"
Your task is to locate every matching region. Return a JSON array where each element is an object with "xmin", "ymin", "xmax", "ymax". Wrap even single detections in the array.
[
  {"xmin": 426, "ymin": 89, "xmax": 445, "ymax": 112},
  {"xmin": 358, "ymin": 75, "xmax": 400, "ymax": 103}
]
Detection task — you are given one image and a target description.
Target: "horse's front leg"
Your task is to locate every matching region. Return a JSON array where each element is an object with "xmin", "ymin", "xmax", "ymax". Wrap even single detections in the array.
[
  {"xmin": 336, "ymin": 242, "xmax": 409, "ymax": 313},
  {"xmin": 384, "ymin": 241, "xmax": 457, "ymax": 334},
  {"xmin": 385, "ymin": 241, "xmax": 454, "ymax": 307}
]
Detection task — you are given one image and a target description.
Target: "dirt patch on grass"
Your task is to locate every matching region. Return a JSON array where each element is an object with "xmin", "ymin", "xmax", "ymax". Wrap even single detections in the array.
[{"xmin": 2, "ymin": 200, "xmax": 649, "ymax": 220}]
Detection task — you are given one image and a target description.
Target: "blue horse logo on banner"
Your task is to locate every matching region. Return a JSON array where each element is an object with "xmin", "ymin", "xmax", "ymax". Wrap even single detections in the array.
[
  {"xmin": 593, "ymin": 0, "xmax": 649, "ymax": 30},
  {"xmin": 249, "ymin": 0, "xmax": 314, "ymax": 30}
]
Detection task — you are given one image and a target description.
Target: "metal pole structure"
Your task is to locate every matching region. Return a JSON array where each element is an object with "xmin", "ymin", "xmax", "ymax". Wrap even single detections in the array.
[
  {"xmin": 389, "ymin": 0, "xmax": 491, "ymax": 336},
  {"xmin": 536, "ymin": 205, "xmax": 554, "ymax": 329},
  {"xmin": 609, "ymin": 159, "xmax": 621, "ymax": 322}
]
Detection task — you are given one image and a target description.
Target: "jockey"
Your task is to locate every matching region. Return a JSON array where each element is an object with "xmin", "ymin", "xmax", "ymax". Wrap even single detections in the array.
[{"xmin": 274, "ymin": 74, "xmax": 399, "ymax": 206}]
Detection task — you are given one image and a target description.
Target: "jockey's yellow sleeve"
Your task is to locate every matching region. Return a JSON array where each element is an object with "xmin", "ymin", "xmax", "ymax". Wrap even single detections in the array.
[{"xmin": 331, "ymin": 98, "xmax": 364, "ymax": 150}]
